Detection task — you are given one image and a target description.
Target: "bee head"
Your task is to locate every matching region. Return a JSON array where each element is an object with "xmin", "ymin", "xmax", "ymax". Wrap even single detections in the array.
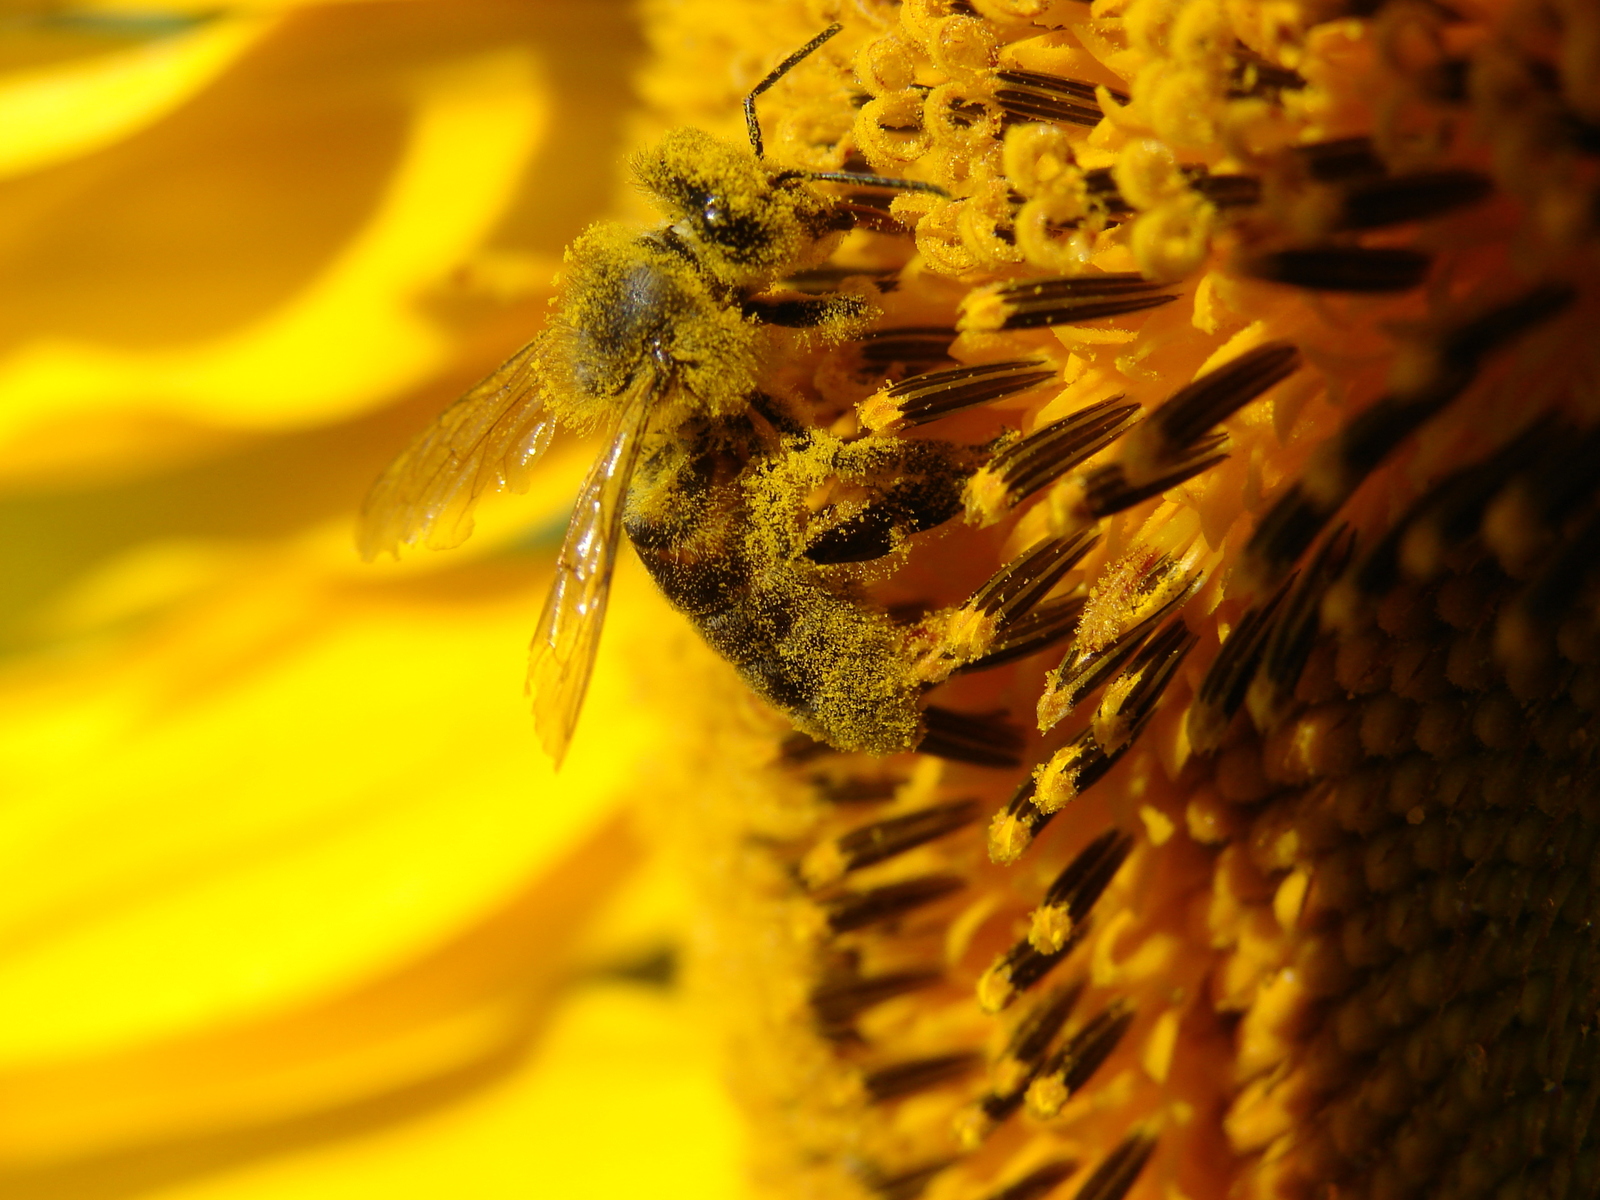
[{"xmin": 634, "ymin": 128, "xmax": 837, "ymax": 285}]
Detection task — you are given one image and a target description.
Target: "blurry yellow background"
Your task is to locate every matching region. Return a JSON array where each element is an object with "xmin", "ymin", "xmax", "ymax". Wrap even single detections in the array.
[{"xmin": 0, "ymin": 3, "xmax": 742, "ymax": 1197}]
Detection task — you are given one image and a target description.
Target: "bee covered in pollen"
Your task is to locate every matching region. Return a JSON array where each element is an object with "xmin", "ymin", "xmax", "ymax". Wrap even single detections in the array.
[{"xmin": 360, "ymin": 25, "xmax": 1025, "ymax": 765}]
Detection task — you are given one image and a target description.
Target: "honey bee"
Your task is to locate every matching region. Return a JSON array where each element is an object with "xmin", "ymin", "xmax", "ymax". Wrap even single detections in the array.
[{"xmin": 359, "ymin": 25, "xmax": 981, "ymax": 766}]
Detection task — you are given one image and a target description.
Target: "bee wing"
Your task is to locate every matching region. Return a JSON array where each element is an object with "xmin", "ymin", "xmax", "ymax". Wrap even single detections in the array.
[
  {"xmin": 358, "ymin": 338, "xmax": 556, "ymax": 559},
  {"xmin": 527, "ymin": 376, "xmax": 659, "ymax": 767}
]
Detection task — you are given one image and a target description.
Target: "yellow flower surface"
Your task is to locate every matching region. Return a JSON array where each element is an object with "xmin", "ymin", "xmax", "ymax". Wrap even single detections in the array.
[
  {"xmin": 0, "ymin": 5, "xmax": 743, "ymax": 1199},
  {"xmin": 579, "ymin": 3, "xmax": 1600, "ymax": 1200}
]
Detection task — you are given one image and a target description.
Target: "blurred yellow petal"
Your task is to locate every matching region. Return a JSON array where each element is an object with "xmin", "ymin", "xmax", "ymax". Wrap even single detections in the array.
[
  {"xmin": 0, "ymin": 15, "xmax": 277, "ymax": 179},
  {"xmin": 0, "ymin": 32, "xmax": 547, "ymax": 436},
  {"xmin": 0, "ymin": 3, "xmax": 744, "ymax": 1198}
]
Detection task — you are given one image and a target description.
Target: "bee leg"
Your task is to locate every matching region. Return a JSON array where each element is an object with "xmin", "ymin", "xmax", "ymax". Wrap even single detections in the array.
[{"xmin": 743, "ymin": 294, "xmax": 870, "ymax": 327}]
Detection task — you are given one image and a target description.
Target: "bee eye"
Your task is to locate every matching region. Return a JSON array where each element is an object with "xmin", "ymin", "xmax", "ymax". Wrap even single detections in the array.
[{"xmin": 702, "ymin": 195, "xmax": 727, "ymax": 227}]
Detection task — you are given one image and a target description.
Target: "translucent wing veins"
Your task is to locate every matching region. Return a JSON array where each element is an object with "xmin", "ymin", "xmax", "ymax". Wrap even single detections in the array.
[
  {"xmin": 357, "ymin": 338, "xmax": 554, "ymax": 559},
  {"xmin": 527, "ymin": 376, "xmax": 659, "ymax": 766}
]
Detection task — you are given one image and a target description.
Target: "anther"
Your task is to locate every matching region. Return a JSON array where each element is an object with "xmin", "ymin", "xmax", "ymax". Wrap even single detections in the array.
[
  {"xmin": 1064, "ymin": 1131, "xmax": 1155, "ymax": 1200},
  {"xmin": 1188, "ymin": 577, "xmax": 1295, "ymax": 755},
  {"xmin": 811, "ymin": 969, "xmax": 943, "ymax": 1032},
  {"xmin": 957, "ymin": 983, "xmax": 1085, "ymax": 1145},
  {"xmin": 1025, "ymin": 1004, "xmax": 1137, "ymax": 1118},
  {"xmin": 989, "ymin": 776, "xmax": 1055, "ymax": 864},
  {"xmin": 968, "ymin": 531, "xmax": 1100, "ymax": 626},
  {"xmin": 862, "ymin": 1162, "xmax": 956, "ymax": 1200},
  {"xmin": 855, "ymin": 326, "xmax": 958, "ymax": 373},
  {"xmin": 1038, "ymin": 576, "xmax": 1197, "ymax": 732},
  {"xmin": 929, "ymin": 533, "xmax": 1097, "ymax": 679},
  {"xmin": 981, "ymin": 1162, "xmax": 1083, "ymax": 1200},
  {"xmin": 1121, "ymin": 341, "xmax": 1301, "ymax": 479},
  {"xmin": 979, "ymin": 933, "xmax": 1084, "ymax": 1013},
  {"xmin": 1248, "ymin": 285, "xmax": 1576, "ymax": 588},
  {"xmin": 863, "ymin": 1052, "xmax": 983, "ymax": 1102},
  {"xmin": 824, "ymin": 875, "xmax": 967, "ymax": 933},
  {"xmin": 1093, "ymin": 620, "xmax": 1197, "ymax": 753},
  {"xmin": 811, "ymin": 775, "xmax": 902, "ymax": 804},
  {"xmin": 993, "ymin": 68, "xmax": 1126, "ymax": 127},
  {"xmin": 1245, "ymin": 246, "xmax": 1432, "ymax": 292},
  {"xmin": 1291, "ymin": 136, "xmax": 1385, "ymax": 184},
  {"xmin": 1248, "ymin": 527, "xmax": 1355, "ymax": 728},
  {"xmin": 960, "ymin": 274, "xmax": 1178, "ymax": 332},
  {"xmin": 919, "ymin": 707, "xmax": 1026, "ymax": 768},
  {"xmin": 1189, "ymin": 170, "xmax": 1262, "ymax": 208},
  {"xmin": 965, "ymin": 399, "xmax": 1140, "ymax": 524},
  {"xmin": 957, "ymin": 594, "xmax": 1088, "ymax": 675},
  {"xmin": 859, "ymin": 360, "xmax": 1058, "ymax": 432},
  {"xmin": 803, "ymin": 799, "xmax": 982, "ymax": 885},
  {"xmin": 1060, "ymin": 450, "xmax": 1229, "ymax": 531},
  {"xmin": 1033, "ymin": 728, "xmax": 1138, "ymax": 813},
  {"xmin": 1337, "ymin": 169, "xmax": 1494, "ymax": 230},
  {"xmin": 1029, "ymin": 829, "xmax": 1135, "ymax": 952}
]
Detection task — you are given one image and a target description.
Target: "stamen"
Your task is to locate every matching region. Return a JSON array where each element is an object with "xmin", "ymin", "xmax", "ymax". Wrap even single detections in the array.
[
  {"xmin": 957, "ymin": 982, "xmax": 1085, "ymax": 1145},
  {"xmin": 1247, "ymin": 527, "xmax": 1355, "ymax": 728},
  {"xmin": 919, "ymin": 706, "xmax": 1025, "ymax": 767},
  {"xmin": 965, "ymin": 398, "xmax": 1140, "ymax": 523},
  {"xmin": 1229, "ymin": 45, "xmax": 1306, "ymax": 96},
  {"xmin": 1241, "ymin": 484, "xmax": 1332, "ymax": 591},
  {"xmin": 1069, "ymin": 1132, "xmax": 1157, "ymax": 1200},
  {"xmin": 863, "ymin": 1162, "xmax": 956, "ymax": 1200},
  {"xmin": 1007, "ymin": 980, "xmax": 1088, "ymax": 1067},
  {"xmin": 956, "ymin": 594, "xmax": 1088, "ymax": 675},
  {"xmin": 961, "ymin": 275, "xmax": 1178, "ymax": 332},
  {"xmin": 1061, "ymin": 449, "xmax": 1229, "ymax": 530},
  {"xmin": 1292, "ymin": 135, "xmax": 1385, "ymax": 183},
  {"xmin": 1189, "ymin": 171, "xmax": 1262, "ymax": 208},
  {"xmin": 1245, "ymin": 246, "xmax": 1432, "ymax": 292},
  {"xmin": 928, "ymin": 534, "xmax": 1097, "ymax": 680},
  {"xmin": 824, "ymin": 874, "xmax": 967, "ymax": 933},
  {"xmin": 980, "ymin": 831, "xmax": 1129, "ymax": 1009},
  {"xmin": 855, "ymin": 326, "xmax": 958, "ymax": 373},
  {"xmin": 993, "ymin": 68, "xmax": 1125, "ymax": 127},
  {"xmin": 811, "ymin": 775, "xmax": 902, "ymax": 805},
  {"xmin": 968, "ymin": 530, "xmax": 1100, "ymax": 625},
  {"xmin": 1025, "ymin": 1004, "xmax": 1136, "ymax": 1118},
  {"xmin": 1033, "ymin": 727, "xmax": 1139, "ymax": 813},
  {"xmin": 982, "ymin": 1162, "xmax": 1083, "ymax": 1200},
  {"xmin": 1092, "ymin": 620, "xmax": 1197, "ymax": 753},
  {"xmin": 1121, "ymin": 341, "xmax": 1301, "ymax": 476},
  {"xmin": 1029, "ymin": 829, "xmax": 1136, "ymax": 951},
  {"xmin": 803, "ymin": 799, "xmax": 981, "ymax": 885},
  {"xmin": 1338, "ymin": 169, "xmax": 1494, "ymax": 229},
  {"xmin": 860, "ymin": 360, "xmax": 1057, "ymax": 432},
  {"xmin": 978, "ymin": 930, "xmax": 1084, "ymax": 1013},
  {"xmin": 1188, "ymin": 577, "xmax": 1294, "ymax": 754},
  {"xmin": 988, "ymin": 776, "xmax": 1055, "ymax": 864},
  {"xmin": 811, "ymin": 969, "xmax": 943, "ymax": 1032},
  {"xmin": 863, "ymin": 1052, "xmax": 983, "ymax": 1102},
  {"xmin": 1038, "ymin": 575, "xmax": 1198, "ymax": 732}
]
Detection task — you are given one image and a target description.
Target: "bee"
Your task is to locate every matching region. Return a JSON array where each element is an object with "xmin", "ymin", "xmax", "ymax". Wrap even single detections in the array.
[{"xmin": 359, "ymin": 25, "xmax": 982, "ymax": 766}]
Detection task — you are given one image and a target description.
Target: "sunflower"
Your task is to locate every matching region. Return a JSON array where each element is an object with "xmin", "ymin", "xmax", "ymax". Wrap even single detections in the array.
[{"xmin": 597, "ymin": 2, "xmax": 1600, "ymax": 1200}]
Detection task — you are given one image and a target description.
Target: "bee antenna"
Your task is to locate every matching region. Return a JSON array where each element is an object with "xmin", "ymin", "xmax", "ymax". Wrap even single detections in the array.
[
  {"xmin": 745, "ymin": 23, "xmax": 843, "ymax": 160},
  {"xmin": 801, "ymin": 171, "xmax": 951, "ymax": 199}
]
